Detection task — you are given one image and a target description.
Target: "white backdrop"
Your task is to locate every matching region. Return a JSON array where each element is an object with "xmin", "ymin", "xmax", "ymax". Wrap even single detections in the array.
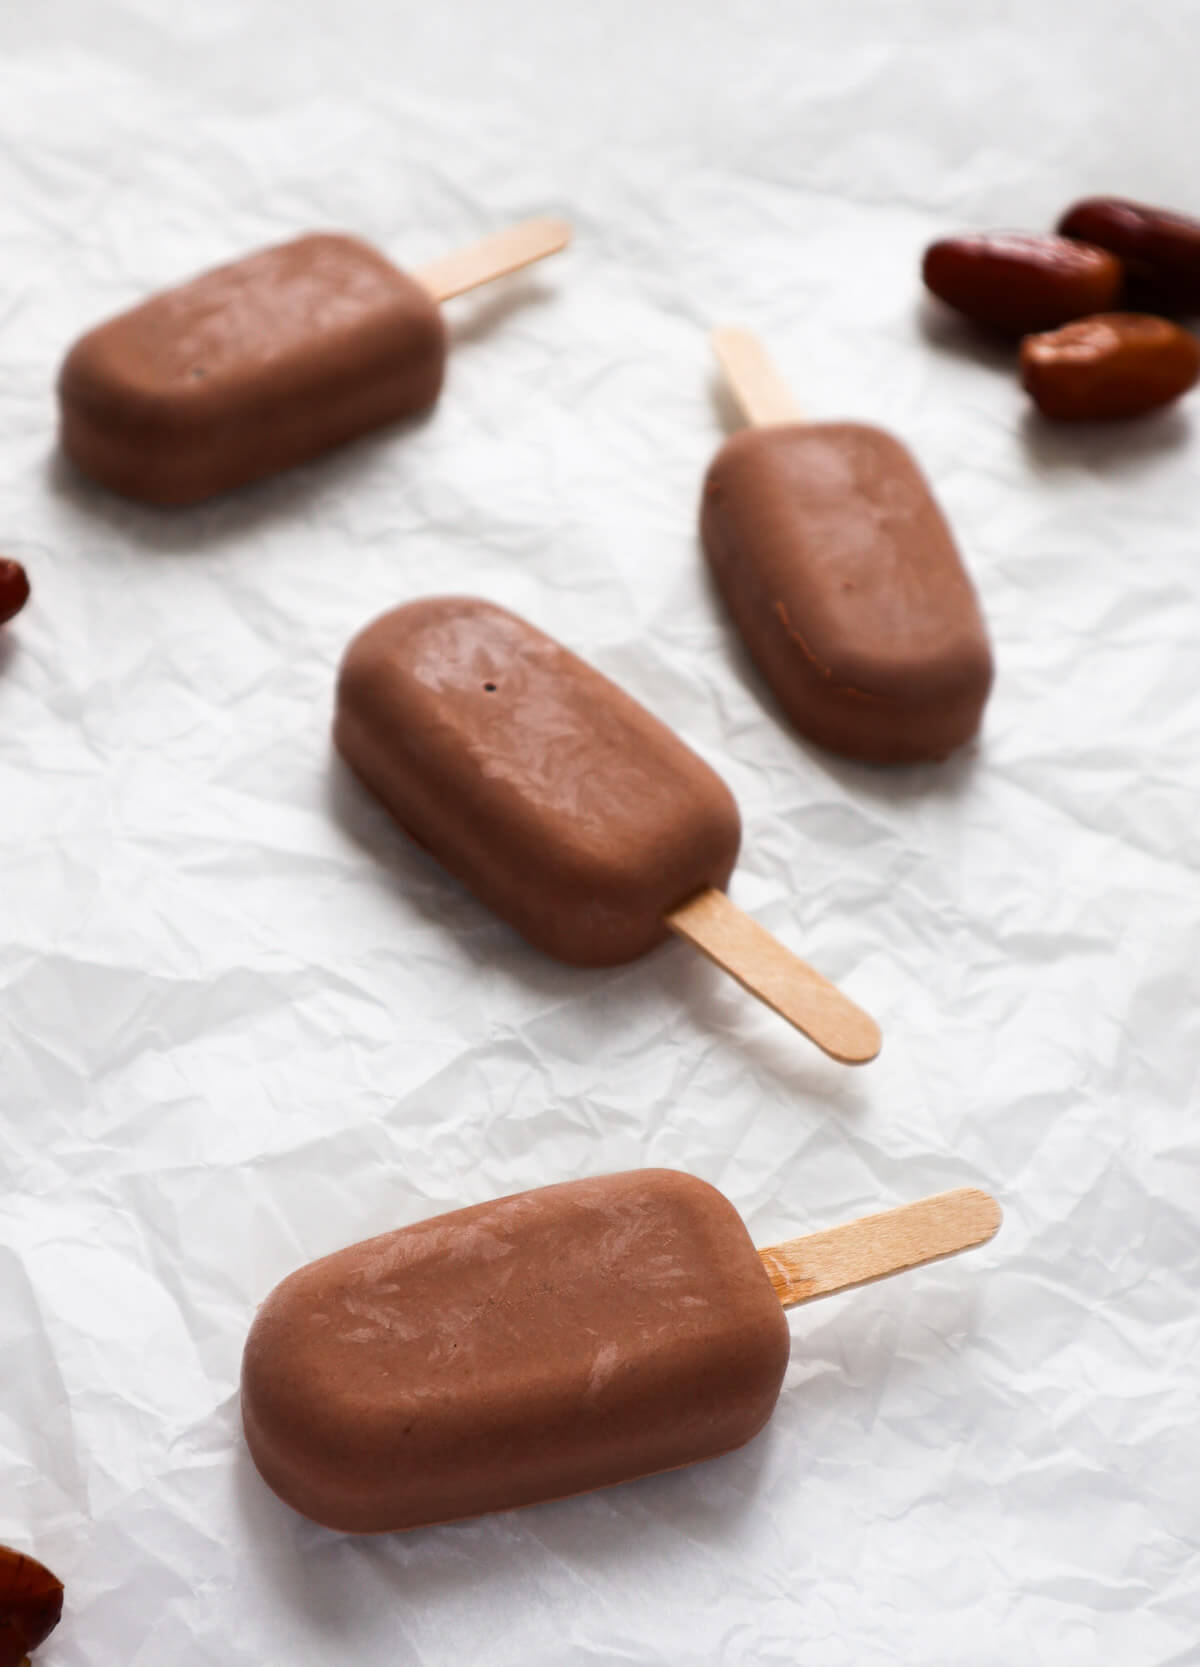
[{"xmin": 3, "ymin": 2, "xmax": 1199, "ymax": 1662}]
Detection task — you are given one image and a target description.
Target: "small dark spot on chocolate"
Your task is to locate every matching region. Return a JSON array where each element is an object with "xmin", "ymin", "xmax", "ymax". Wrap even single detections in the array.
[{"xmin": 483, "ymin": 682, "xmax": 497, "ymax": 692}]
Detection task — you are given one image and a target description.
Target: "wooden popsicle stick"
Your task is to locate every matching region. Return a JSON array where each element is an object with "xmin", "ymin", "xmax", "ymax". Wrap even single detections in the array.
[
  {"xmin": 759, "ymin": 1188, "xmax": 1002, "ymax": 1309},
  {"xmin": 664, "ymin": 886, "xmax": 880, "ymax": 1065},
  {"xmin": 414, "ymin": 216, "xmax": 572, "ymax": 304},
  {"xmin": 712, "ymin": 326, "xmax": 805, "ymax": 427}
]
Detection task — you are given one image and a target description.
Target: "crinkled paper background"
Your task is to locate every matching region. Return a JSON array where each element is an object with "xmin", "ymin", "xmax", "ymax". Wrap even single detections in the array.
[{"xmin": 3, "ymin": 2, "xmax": 1198, "ymax": 1661}]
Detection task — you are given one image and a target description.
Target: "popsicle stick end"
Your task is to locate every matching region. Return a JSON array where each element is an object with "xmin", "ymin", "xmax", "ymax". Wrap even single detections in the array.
[
  {"xmin": 415, "ymin": 215, "xmax": 573, "ymax": 303},
  {"xmin": 711, "ymin": 326, "xmax": 805, "ymax": 426},
  {"xmin": 664, "ymin": 887, "xmax": 881, "ymax": 1067},
  {"xmin": 760, "ymin": 1186, "xmax": 1003, "ymax": 1309}
]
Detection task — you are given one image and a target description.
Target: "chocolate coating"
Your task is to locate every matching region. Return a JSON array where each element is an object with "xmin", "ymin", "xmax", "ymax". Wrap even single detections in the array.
[
  {"xmin": 58, "ymin": 233, "xmax": 446, "ymax": 505},
  {"xmin": 701, "ymin": 424, "xmax": 993, "ymax": 764},
  {"xmin": 241, "ymin": 1170, "xmax": 791, "ymax": 1533},
  {"xmin": 334, "ymin": 597, "xmax": 741, "ymax": 965}
]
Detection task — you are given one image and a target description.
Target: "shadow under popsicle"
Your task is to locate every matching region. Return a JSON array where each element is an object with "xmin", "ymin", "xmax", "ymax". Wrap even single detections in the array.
[
  {"xmin": 230, "ymin": 1423, "xmax": 768, "ymax": 1623},
  {"xmin": 229, "ymin": 1298, "xmax": 977, "ymax": 1624},
  {"xmin": 325, "ymin": 752, "xmax": 879, "ymax": 1105},
  {"xmin": 44, "ymin": 410, "xmax": 437, "ymax": 558},
  {"xmin": 444, "ymin": 274, "xmax": 558, "ymax": 351}
]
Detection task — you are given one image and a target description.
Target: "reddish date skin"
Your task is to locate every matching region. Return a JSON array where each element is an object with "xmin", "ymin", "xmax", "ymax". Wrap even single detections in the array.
[
  {"xmin": 0, "ymin": 559, "xmax": 29, "ymax": 626},
  {"xmin": 1059, "ymin": 197, "xmax": 1200, "ymax": 312},
  {"xmin": 1020, "ymin": 313, "xmax": 1200, "ymax": 421},
  {"xmin": 922, "ymin": 232, "xmax": 1123, "ymax": 334},
  {"xmin": 0, "ymin": 1546, "xmax": 64, "ymax": 1667}
]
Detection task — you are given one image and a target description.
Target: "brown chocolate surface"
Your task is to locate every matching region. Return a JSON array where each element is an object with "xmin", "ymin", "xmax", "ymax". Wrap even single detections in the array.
[
  {"xmin": 241, "ymin": 1170, "xmax": 790, "ymax": 1533},
  {"xmin": 58, "ymin": 233, "xmax": 446, "ymax": 505},
  {"xmin": 334, "ymin": 597, "xmax": 741, "ymax": 965},
  {"xmin": 701, "ymin": 423, "xmax": 993, "ymax": 764}
]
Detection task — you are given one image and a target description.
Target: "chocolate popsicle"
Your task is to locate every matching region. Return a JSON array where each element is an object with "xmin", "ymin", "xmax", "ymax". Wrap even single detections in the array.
[
  {"xmin": 58, "ymin": 217, "xmax": 570, "ymax": 505},
  {"xmin": 335, "ymin": 595, "xmax": 880, "ymax": 1064},
  {"xmin": 241, "ymin": 1170, "xmax": 1001, "ymax": 1533},
  {"xmin": 701, "ymin": 329, "xmax": 993, "ymax": 765}
]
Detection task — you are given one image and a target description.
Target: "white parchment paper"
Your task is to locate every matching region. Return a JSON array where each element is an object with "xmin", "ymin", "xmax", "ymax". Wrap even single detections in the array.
[{"xmin": 2, "ymin": 1, "xmax": 1199, "ymax": 1661}]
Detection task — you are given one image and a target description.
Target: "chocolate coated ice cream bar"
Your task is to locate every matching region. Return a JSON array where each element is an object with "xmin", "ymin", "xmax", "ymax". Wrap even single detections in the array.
[
  {"xmin": 701, "ymin": 329, "xmax": 993, "ymax": 764},
  {"xmin": 242, "ymin": 1169, "xmax": 1000, "ymax": 1532},
  {"xmin": 335, "ymin": 596, "xmax": 881, "ymax": 1063},
  {"xmin": 58, "ymin": 217, "xmax": 569, "ymax": 504}
]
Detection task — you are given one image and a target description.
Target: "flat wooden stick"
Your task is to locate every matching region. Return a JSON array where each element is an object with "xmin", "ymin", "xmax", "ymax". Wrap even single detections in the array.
[
  {"xmin": 414, "ymin": 216, "xmax": 571, "ymax": 304},
  {"xmin": 759, "ymin": 1188, "xmax": 1001, "ymax": 1308},
  {"xmin": 664, "ymin": 887, "xmax": 880, "ymax": 1065},
  {"xmin": 712, "ymin": 326, "xmax": 804, "ymax": 426}
]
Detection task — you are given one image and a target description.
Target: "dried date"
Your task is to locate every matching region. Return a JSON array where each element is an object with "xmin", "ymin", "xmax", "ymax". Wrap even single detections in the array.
[
  {"xmin": 1020, "ymin": 312, "xmax": 1200, "ymax": 420},
  {"xmin": 0, "ymin": 560, "xmax": 28, "ymax": 627},
  {"xmin": 1059, "ymin": 197, "xmax": 1200, "ymax": 312},
  {"xmin": 923, "ymin": 232, "xmax": 1122, "ymax": 334},
  {"xmin": 0, "ymin": 1546, "xmax": 63, "ymax": 1667}
]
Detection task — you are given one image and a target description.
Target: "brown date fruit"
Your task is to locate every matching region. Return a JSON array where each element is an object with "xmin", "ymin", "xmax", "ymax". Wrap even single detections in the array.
[
  {"xmin": 1020, "ymin": 313, "xmax": 1200, "ymax": 421},
  {"xmin": 0, "ymin": 559, "xmax": 29, "ymax": 626},
  {"xmin": 922, "ymin": 232, "xmax": 1123, "ymax": 334},
  {"xmin": 1059, "ymin": 197, "xmax": 1200, "ymax": 313},
  {"xmin": 0, "ymin": 1545, "xmax": 64, "ymax": 1667}
]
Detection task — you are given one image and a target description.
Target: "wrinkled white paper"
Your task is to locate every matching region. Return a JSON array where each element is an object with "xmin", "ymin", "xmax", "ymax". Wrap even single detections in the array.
[{"xmin": 3, "ymin": 2, "xmax": 1199, "ymax": 1662}]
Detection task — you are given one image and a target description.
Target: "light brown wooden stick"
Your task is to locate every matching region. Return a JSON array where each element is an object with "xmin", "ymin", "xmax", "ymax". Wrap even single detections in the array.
[
  {"xmin": 759, "ymin": 1188, "xmax": 1001, "ymax": 1308},
  {"xmin": 664, "ymin": 887, "xmax": 880, "ymax": 1065},
  {"xmin": 414, "ymin": 216, "xmax": 571, "ymax": 304},
  {"xmin": 712, "ymin": 326, "xmax": 805, "ymax": 427}
]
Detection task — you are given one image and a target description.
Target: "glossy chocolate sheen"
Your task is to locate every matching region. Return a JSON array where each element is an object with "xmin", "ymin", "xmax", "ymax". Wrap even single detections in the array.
[
  {"xmin": 241, "ymin": 1170, "xmax": 791, "ymax": 1533},
  {"xmin": 701, "ymin": 424, "xmax": 993, "ymax": 764},
  {"xmin": 58, "ymin": 234, "xmax": 446, "ymax": 505},
  {"xmin": 334, "ymin": 597, "xmax": 741, "ymax": 965}
]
